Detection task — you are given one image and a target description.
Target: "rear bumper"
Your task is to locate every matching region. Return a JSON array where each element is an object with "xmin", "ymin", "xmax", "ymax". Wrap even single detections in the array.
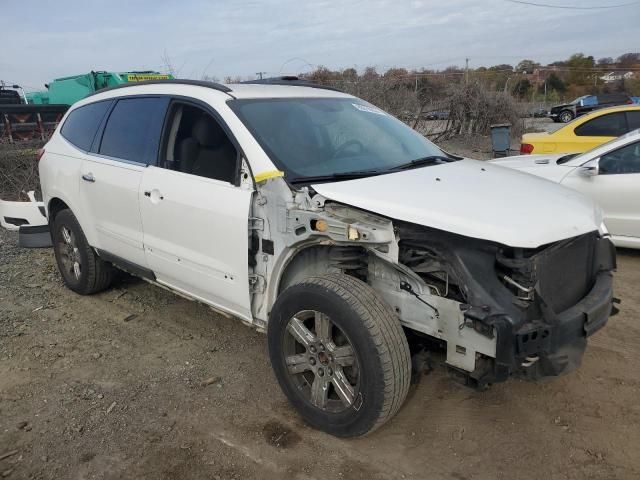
[{"xmin": 0, "ymin": 192, "xmax": 47, "ymax": 231}]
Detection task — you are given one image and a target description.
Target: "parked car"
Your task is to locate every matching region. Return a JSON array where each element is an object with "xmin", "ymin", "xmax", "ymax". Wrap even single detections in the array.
[
  {"xmin": 1, "ymin": 79, "xmax": 616, "ymax": 437},
  {"xmin": 521, "ymin": 105, "xmax": 640, "ymax": 154},
  {"xmin": 495, "ymin": 129, "xmax": 640, "ymax": 249},
  {"xmin": 549, "ymin": 93, "xmax": 633, "ymax": 123},
  {"xmin": 421, "ymin": 110, "xmax": 449, "ymax": 120}
]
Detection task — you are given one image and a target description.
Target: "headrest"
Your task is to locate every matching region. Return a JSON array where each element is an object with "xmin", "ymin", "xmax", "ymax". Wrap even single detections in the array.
[{"xmin": 192, "ymin": 116, "xmax": 224, "ymax": 147}]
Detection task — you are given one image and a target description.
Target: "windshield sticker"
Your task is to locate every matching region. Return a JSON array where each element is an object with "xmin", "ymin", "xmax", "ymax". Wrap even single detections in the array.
[{"xmin": 352, "ymin": 103, "xmax": 386, "ymax": 116}]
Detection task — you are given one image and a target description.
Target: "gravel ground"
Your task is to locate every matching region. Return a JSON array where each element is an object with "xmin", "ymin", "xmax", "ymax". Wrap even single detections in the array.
[{"xmin": 1, "ymin": 226, "xmax": 639, "ymax": 480}]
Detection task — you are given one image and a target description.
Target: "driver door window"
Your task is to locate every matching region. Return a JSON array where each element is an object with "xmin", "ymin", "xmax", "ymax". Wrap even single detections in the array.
[
  {"xmin": 599, "ymin": 141, "xmax": 640, "ymax": 175},
  {"xmin": 162, "ymin": 103, "xmax": 238, "ymax": 184}
]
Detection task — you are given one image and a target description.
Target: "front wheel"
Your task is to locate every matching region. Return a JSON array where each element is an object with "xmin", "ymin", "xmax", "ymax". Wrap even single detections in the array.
[{"xmin": 268, "ymin": 273, "xmax": 411, "ymax": 437}]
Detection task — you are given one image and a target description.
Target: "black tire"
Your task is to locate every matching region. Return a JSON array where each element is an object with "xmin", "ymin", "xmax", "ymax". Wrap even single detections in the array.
[
  {"xmin": 559, "ymin": 110, "xmax": 573, "ymax": 123},
  {"xmin": 268, "ymin": 273, "xmax": 411, "ymax": 437},
  {"xmin": 52, "ymin": 209, "xmax": 114, "ymax": 295}
]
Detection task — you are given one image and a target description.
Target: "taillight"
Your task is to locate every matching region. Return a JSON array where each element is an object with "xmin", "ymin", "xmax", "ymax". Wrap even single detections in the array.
[
  {"xmin": 36, "ymin": 148, "xmax": 45, "ymax": 161},
  {"xmin": 520, "ymin": 143, "xmax": 534, "ymax": 154}
]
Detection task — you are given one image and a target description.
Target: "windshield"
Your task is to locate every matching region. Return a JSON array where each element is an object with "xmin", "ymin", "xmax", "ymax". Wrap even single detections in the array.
[
  {"xmin": 228, "ymin": 97, "xmax": 449, "ymax": 181},
  {"xmin": 570, "ymin": 95, "xmax": 589, "ymax": 105}
]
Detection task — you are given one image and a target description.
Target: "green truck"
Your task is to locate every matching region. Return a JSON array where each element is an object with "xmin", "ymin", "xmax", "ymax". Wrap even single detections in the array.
[
  {"xmin": 1, "ymin": 71, "xmax": 172, "ymax": 142},
  {"xmin": 25, "ymin": 71, "xmax": 172, "ymax": 105}
]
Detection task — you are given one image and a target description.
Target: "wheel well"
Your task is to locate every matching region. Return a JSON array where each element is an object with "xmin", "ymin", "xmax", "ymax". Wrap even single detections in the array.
[
  {"xmin": 48, "ymin": 198, "xmax": 69, "ymax": 224},
  {"xmin": 277, "ymin": 245, "xmax": 368, "ymax": 295}
]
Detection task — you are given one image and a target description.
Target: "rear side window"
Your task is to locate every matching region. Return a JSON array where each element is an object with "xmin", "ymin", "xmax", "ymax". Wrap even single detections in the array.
[
  {"xmin": 627, "ymin": 111, "xmax": 640, "ymax": 131},
  {"xmin": 60, "ymin": 101, "xmax": 112, "ymax": 151},
  {"xmin": 99, "ymin": 97, "xmax": 169, "ymax": 164},
  {"xmin": 574, "ymin": 112, "xmax": 628, "ymax": 137}
]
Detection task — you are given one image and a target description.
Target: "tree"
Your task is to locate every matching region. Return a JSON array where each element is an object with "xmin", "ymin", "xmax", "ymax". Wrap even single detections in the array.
[
  {"xmin": 566, "ymin": 53, "xmax": 595, "ymax": 85},
  {"xmin": 545, "ymin": 73, "xmax": 566, "ymax": 93},
  {"xmin": 597, "ymin": 57, "xmax": 614, "ymax": 66},
  {"xmin": 512, "ymin": 78, "xmax": 532, "ymax": 98},
  {"xmin": 342, "ymin": 68, "xmax": 358, "ymax": 82},
  {"xmin": 516, "ymin": 59, "xmax": 540, "ymax": 74},
  {"xmin": 488, "ymin": 64, "xmax": 513, "ymax": 72},
  {"xmin": 361, "ymin": 67, "xmax": 379, "ymax": 81},
  {"xmin": 617, "ymin": 53, "xmax": 640, "ymax": 68}
]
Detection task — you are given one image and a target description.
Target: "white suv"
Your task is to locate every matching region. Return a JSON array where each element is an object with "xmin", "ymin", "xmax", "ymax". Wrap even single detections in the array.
[{"xmin": 18, "ymin": 78, "xmax": 617, "ymax": 437}]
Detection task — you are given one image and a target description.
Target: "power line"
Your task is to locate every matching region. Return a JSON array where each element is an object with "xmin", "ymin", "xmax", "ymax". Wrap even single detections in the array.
[{"xmin": 504, "ymin": 0, "xmax": 640, "ymax": 9}]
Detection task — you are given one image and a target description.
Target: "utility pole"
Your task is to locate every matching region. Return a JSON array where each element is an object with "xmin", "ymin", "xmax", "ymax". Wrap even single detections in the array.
[{"xmin": 465, "ymin": 57, "xmax": 469, "ymax": 84}]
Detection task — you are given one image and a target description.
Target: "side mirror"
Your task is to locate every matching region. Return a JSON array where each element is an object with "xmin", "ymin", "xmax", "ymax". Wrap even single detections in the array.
[{"xmin": 579, "ymin": 158, "xmax": 599, "ymax": 177}]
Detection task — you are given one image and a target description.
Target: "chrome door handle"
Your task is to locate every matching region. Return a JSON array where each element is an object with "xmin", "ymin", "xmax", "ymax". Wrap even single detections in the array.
[{"xmin": 82, "ymin": 173, "xmax": 95, "ymax": 183}]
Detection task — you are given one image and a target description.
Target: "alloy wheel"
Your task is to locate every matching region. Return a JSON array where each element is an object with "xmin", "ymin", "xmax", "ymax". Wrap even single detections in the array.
[{"xmin": 283, "ymin": 310, "xmax": 360, "ymax": 413}]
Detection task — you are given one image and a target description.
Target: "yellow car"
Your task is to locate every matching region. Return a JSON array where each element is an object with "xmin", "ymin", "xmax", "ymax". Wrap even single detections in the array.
[{"xmin": 520, "ymin": 105, "xmax": 640, "ymax": 154}]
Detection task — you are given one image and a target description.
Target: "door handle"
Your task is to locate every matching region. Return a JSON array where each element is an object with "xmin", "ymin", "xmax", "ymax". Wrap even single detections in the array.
[{"xmin": 82, "ymin": 173, "xmax": 95, "ymax": 183}]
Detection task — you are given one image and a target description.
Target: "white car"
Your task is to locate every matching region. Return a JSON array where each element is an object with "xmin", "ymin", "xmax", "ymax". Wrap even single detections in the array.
[
  {"xmin": 0, "ymin": 78, "xmax": 616, "ymax": 437},
  {"xmin": 492, "ymin": 130, "xmax": 640, "ymax": 249}
]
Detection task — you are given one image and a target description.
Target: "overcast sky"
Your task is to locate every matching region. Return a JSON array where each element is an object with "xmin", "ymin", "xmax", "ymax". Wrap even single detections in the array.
[{"xmin": 1, "ymin": 0, "xmax": 638, "ymax": 91}]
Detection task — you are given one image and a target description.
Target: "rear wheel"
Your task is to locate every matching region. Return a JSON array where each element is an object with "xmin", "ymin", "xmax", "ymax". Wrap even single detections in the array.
[
  {"xmin": 268, "ymin": 273, "xmax": 411, "ymax": 437},
  {"xmin": 559, "ymin": 110, "xmax": 573, "ymax": 123},
  {"xmin": 52, "ymin": 209, "xmax": 114, "ymax": 295}
]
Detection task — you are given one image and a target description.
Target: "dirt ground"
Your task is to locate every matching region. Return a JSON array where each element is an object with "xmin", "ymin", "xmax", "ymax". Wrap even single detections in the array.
[{"xmin": 1, "ymin": 226, "xmax": 640, "ymax": 480}]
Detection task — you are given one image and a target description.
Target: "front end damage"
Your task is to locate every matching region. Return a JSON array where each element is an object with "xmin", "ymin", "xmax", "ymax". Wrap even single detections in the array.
[
  {"xmin": 393, "ymin": 222, "xmax": 616, "ymax": 386},
  {"xmin": 251, "ymin": 180, "xmax": 616, "ymax": 389}
]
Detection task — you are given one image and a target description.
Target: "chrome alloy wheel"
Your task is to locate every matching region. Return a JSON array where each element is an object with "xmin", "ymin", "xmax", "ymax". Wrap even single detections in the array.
[
  {"xmin": 58, "ymin": 226, "xmax": 82, "ymax": 280},
  {"xmin": 283, "ymin": 310, "xmax": 360, "ymax": 413}
]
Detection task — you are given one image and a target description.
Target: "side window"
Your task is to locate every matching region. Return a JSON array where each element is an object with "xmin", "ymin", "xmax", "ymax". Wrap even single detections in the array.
[
  {"xmin": 627, "ymin": 111, "xmax": 640, "ymax": 131},
  {"xmin": 99, "ymin": 97, "xmax": 169, "ymax": 164},
  {"xmin": 599, "ymin": 141, "xmax": 640, "ymax": 175},
  {"xmin": 60, "ymin": 101, "xmax": 112, "ymax": 151},
  {"xmin": 574, "ymin": 112, "xmax": 628, "ymax": 137},
  {"xmin": 160, "ymin": 102, "xmax": 238, "ymax": 184}
]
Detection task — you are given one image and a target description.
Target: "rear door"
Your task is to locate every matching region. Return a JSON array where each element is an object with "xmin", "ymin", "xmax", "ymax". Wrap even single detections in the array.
[
  {"xmin": 79, "ymin": 96, "xmax": 169, "ymax": 267},
  {"xmin": 139, "ymin": 99, "xmax": 253, "ymax": 320}
]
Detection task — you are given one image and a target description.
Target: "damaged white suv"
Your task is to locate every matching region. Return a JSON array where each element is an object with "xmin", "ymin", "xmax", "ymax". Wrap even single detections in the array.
[{"xmin": 14, "ymin": 78, "xmax": 616, "ymax": 437}]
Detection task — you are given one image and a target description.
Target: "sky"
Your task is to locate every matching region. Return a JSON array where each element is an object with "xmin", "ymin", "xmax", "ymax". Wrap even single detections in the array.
[{"xmin": 1, "ymin": 0, "xmax": 639, "ymax": 92}]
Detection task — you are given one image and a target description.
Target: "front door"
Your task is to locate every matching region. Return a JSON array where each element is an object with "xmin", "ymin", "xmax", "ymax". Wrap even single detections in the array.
[
  {"xmin": 139, "ymin": 101, "xmax": 253, "ymax": 320},
  {"xmin": 563, "ymin": 139, "xmax": 640, "ymax": 240}
]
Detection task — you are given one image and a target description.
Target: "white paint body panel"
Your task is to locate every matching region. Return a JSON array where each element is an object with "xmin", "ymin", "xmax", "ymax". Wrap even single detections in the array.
[
  {"xmin": 0, "ymin": 191, "xmax": 46, "ymax": 230},
  {"xmin": 79, "ymin": 155, "xmax": 147, "ymax": 266},
  {"xmin": 313, "ymin": 159, "xmax": 602, "ymax": 248},
  {"xmin": 491, "ymin": 130, "xmax": 640, "ymax": 248},
  {"xmin": 139, "ymin": 166, "xmax": 253, "ymax": 321}
]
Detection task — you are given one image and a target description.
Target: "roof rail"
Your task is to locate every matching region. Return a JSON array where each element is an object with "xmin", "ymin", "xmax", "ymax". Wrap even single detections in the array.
[
  {"xmin": 88, "ymin": 79, "xmax": 233, "ymax": 97},
  {"xmin": 240, "ymin": 76, "xmax": 342, "ymax": 92}
]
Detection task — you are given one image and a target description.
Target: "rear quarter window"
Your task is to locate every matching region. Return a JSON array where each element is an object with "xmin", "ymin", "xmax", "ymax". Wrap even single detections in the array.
[{"xmin": 60, "ymin": 100, "xmax": 112, "ymax": 151}]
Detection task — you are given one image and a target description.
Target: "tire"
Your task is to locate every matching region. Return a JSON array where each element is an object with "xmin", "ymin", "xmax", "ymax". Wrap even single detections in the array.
[
  {"xmin": 52, "ymin": 209, "xmax": 114, "ymax": 295},
  {"xmin": 268, "ymin": 273, "xmax": 411, "ymax": 437},
  {"xmin": 559, "ymin": 110, "xmax": 573, "ymax": 123}
]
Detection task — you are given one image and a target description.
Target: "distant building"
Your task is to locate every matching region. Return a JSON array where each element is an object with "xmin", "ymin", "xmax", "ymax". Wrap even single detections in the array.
[{"xmin": 600, "ymin": 71, "xmax": 635, "ymax": 83}]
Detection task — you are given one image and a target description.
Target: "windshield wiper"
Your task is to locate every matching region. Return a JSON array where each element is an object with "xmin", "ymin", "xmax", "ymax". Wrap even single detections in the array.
[
  {"xmin": 387, "ymin": 155, "xmax": 454, "ymax": 171},
  {"xmin": 289, "ymin": 170, "xmax": 382, "ymax": 184}
]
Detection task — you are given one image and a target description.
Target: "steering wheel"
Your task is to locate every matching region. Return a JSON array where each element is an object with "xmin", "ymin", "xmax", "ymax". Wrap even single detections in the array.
[{"xmin": 333, "ymin": 140, "xmax": 365, "ymax": 158}]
